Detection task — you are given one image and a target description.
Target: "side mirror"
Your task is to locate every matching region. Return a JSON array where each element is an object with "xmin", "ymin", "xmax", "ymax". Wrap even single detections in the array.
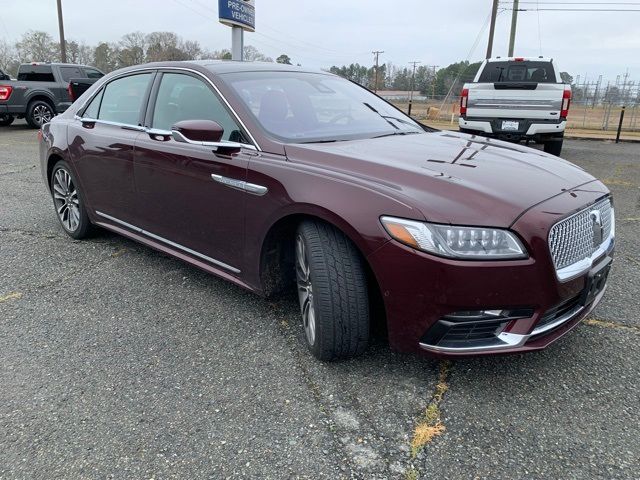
[{"xmin": 172, "ymin": 119, "xmax": 224, "ymax": 143}]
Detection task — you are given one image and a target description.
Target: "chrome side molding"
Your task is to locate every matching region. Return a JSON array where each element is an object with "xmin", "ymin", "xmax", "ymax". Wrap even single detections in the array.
[{"xmin": 95, "ymin": 211, "xmax": 241, "ymax": 273}]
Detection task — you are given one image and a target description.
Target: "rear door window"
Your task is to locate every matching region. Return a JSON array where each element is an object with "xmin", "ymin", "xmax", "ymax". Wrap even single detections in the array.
[
  {"xmin": 83, "ymin": 89, "xmax": 104, "ymax": 119},
  {"xmin": 84, "ymin": 68, "xmax": 104, "ymax": 79},
  {"xmin": 478, "ymin": 61, "xmax": 556, "ymax": 83},
  {"xmin": 98, "ymin": 73, "xmax": 153, "ymax": 125},
  {"xmin": 60, "ymin": 66, "xmax": 84, "ymax": 83}
]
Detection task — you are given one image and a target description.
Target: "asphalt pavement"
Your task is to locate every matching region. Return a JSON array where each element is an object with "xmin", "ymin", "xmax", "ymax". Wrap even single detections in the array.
[{"xmin": 1, "ymin": 120, "xmax": 638, "ymax": 479}]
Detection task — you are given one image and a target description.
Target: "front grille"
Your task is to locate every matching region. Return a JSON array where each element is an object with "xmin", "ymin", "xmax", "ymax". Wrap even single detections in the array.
[{"xmin": 549, "ymin": 198, "xmax": 612, "ymax": 271}]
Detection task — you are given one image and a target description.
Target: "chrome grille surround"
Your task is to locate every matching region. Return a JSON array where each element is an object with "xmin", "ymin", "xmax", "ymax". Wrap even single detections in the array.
[{"xmin": 549, "ymin": 197, "xmax": 615, "ymax": 281}]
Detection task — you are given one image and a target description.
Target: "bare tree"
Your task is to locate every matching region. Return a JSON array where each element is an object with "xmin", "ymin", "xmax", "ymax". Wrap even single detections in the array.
[
  {"xmin": 243, "ymin": 45, "xmax": 272, "ymax": 62},
  {"xmin": 118, "ymin": 31, "xmax": 146, "ymax": 67},
  {"xmin": 15, "ymin": 31, "xmax": 59, "ymax": 63},
  {"xmin": 0, "ymin": 38, "xmax": 19, "ymax": 76}
]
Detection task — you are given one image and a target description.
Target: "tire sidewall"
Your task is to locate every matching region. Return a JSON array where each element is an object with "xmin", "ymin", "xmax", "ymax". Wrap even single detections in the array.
[
  {"xmin": 27, "ymin": 100, "xmax": 54, "ymax": 129},
  {"xmin": 50, "ymin": 160, "xmax": 91, "ymax": 239},
  {"xmin": 0, "ymin": 114, "xmax": 14, "ymax": 127}
]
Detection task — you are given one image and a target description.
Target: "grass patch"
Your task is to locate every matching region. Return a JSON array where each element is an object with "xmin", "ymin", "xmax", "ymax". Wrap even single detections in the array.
[
  {"xmin": 409, "ymin": 361, "xmax": 452, "ymax": 457},
  {"xmin": 0, "ymin": 292, "xmax": 22, "ymax": 303}
]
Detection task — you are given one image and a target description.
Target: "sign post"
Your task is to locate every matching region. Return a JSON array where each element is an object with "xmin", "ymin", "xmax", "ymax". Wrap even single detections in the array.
[{"xmin": 218, "ymin": 0, "xmax": 256, "ymax": 61}]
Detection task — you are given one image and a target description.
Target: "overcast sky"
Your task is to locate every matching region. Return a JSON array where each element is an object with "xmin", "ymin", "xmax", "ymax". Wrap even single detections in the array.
[{"xmin": 1, "ymin": 0, "xmax": 638, "ymax": 83}]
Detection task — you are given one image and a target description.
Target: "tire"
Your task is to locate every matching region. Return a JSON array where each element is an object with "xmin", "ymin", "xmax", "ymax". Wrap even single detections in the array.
[
  {"xmin": 50, "ymin": 160, "xmax": 93, "ymax": 239},
  {"xmin": 26, "ymin": 100, "xmax": 54, "ymax": 129},
  {"xmin": 0, "ymin": 114, "xmax": 14, "ymax": 126},
  {"xmin": 544, "ymin": 138, "xmax": 564, "ymax": 156},
  {"xmin": 295, "ymin": 220, "xmax": 369, "ymax": 361}
]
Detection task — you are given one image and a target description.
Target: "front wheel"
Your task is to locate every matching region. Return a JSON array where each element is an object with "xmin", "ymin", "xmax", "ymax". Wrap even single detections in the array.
[
  {"xmin": 295, "ymin": 220, "xmax": 369, "ymax": 361},
  {"xmin": 26, "ymin": 100, "xmax": 54, "ymax": 129},
  {"xmin": 50, "ymin": 160, "xmax": 93, "ymax": 239},
  {"xmin": 0, "ymin": 114, "xmax": 14, "ymax": 126}
]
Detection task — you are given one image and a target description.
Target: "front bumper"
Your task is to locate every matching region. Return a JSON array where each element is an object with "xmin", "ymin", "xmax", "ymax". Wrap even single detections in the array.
[{"xmin": 367, "ymin": 186, "xmax": 613, "ymax": 357}]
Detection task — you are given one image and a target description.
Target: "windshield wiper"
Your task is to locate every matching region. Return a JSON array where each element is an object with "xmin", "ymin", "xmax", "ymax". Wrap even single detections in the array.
[
  {"xmin": 363, "ymin": 102, "xmax": 399, "ymax": 130},
  {"xmin": 372, "ymin": 131, "xmax": 420, "ymax": 139}
]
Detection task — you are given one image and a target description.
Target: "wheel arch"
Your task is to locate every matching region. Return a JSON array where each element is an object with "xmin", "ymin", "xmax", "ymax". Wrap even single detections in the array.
[
  {"xmin": 26, "ymin": 92, "xmax": 57, "ymax": 112},
  {"xmin": 258, "ymin": 208, "xmax": 387, "ymax": 334}
]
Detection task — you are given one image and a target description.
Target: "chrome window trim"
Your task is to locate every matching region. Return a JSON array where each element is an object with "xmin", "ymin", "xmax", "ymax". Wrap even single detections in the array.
[
  {"xmin": 95, "ymin": 211, "xmax": 241, "ymax": 274},
  {"xmin": 76, "ymin": 66, "xmax": 261, "ymax": 151},
  {"xmin": 550, "ymin": 203, "xmax": 615, "ymax": 282},
  {"xmin": 73, "ymin": 115, "xmax": 146, "ymax": 132}
]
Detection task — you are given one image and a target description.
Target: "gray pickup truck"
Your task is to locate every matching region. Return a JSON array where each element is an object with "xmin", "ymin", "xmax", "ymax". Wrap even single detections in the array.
[{"xmin": 0, "ymin": 63, "xmax": 104, "ymax": 128}]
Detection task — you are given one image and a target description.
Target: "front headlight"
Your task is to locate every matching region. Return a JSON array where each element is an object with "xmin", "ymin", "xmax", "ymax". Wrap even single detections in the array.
[{"xmin": 380, "ymin": 216, "xmax": 527, "ymax": 260}]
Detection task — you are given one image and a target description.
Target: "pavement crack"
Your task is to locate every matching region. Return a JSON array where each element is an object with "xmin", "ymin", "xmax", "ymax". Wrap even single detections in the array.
[
  {"xmin": 0, "ymin": 165, "xmax": 37, "ymax": 176},
  {"xmin": 405, "ymin": 360, "xmax": 452, "ymax": 479},
  {"xmin": 584, "ymin": 317, "xmax": 640, "ymax": 333}
]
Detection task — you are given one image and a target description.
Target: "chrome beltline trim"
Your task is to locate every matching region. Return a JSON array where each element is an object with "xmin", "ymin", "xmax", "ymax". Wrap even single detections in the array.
[{"xmin": 95, "ymin": 211, "xmax": 241, "ymax": 273}]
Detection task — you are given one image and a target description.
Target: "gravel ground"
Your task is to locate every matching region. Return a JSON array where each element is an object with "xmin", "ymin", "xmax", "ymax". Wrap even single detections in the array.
[{"xmin": 1, "ymin": 120, "xmax": 638, "ymax": 479}]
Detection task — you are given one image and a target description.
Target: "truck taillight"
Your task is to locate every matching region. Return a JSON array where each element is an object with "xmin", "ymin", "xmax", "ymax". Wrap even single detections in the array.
[
  {"xmin": 0, "ymin": 85, "xmax": 12, "ymax": 101},
  {"xmin": 460, "ymin": 88, "xmax": 469, "ymax": 116},
  {"xmin": 67, "ymin": 83, "xmax": 75, "ymax": 102},
  {"xmin": 561, "ymin": 88, "xmax": 571, "ymax": 118}
]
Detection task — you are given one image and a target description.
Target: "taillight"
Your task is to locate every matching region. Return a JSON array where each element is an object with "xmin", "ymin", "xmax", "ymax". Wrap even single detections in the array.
[
  {"xmin": 561, "ymin": 87, "xmax": 571, "ymax": 118},
  {"xmin": 460, "ymin": 88, "xmax": 469, "ymax": 116},
  {"xmin": 0, "ymin": 85, "xmax": 12, "ymax": 101},
  {"xmin": 67, "ymin": 83, "xmax": 75, "ymax": 102}
]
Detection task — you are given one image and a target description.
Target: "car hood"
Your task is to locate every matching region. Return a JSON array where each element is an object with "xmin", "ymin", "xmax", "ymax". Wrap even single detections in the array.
[{"xmin": 284, "ymin": 131, "xmax": 596, "ymax": 227}]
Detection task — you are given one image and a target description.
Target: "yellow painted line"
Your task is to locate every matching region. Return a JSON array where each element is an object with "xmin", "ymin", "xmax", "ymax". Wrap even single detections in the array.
[{"xmin": 584, "ymin": 318, "xmax": 640, "ymax": 333}]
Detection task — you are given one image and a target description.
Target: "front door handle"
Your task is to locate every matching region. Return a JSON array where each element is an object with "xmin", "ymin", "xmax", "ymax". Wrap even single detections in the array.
[{"xmin": 211, "ymin": 174, "xmax": 268, "ymax": 196}]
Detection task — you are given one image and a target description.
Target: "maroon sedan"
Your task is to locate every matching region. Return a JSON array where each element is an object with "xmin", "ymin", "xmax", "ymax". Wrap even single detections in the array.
[{"xmin": 39, "ymin": 61, "xmax": 614, "ymax": 360}]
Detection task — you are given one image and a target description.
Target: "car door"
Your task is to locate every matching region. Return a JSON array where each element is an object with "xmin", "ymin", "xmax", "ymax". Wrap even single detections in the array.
[
  {"xmin": 68, "ymin": 71, "xmax": 155, "ymax": 226},
  {"xmin": 133, "ymin": 70, "xmax": 256, "ymax": 274}
]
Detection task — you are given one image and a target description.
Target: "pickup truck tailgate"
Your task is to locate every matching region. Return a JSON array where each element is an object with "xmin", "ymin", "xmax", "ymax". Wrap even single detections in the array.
[{"xmin": 467, "ymin": 82, "xmax": 564, "ymax": 120}]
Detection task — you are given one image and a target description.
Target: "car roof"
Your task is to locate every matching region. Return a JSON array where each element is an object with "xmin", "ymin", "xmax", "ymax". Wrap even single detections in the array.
[{"xmin": 121, "ymin": 60, "xmax": 330, "ymax": 76}]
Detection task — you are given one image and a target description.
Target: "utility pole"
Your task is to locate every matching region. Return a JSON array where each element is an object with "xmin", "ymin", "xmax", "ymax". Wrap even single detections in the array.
[
  {"xmin": 407, "ymin": 61, "xmax": 421, "ymax": 116},
  {"xmin": 372, "ymin": 50, "xmax": 384, "ymax": 93},
  {"xmin": 486, "ymin": 0, "xmax": 499, "ymax": 58},
  {"xmin": 56, "ymin": 0, "xmax": 67, "ymax": 63},
  {"xmin": 508, "ymin": 0, "xmax": 519, "ymax": 56}
]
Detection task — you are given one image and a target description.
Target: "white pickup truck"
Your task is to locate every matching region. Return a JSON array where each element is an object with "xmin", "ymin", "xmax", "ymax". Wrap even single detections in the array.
[{"xmin": 459, "ymin": 57, "xmax": 571, "ymax": 156}]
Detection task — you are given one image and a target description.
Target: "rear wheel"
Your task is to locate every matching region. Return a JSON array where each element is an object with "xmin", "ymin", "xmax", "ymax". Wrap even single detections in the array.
[
  {"xmin": 26, "ymin": 100, "xmax": 54, "ymax": 129},
  {"xmin": 50, "ymin": 160, "xmax": 93, "ymax": 239},
  {"xmin": 544, "ymin": 137, "xmax": 564, "ymax": 156},
  {"xmin": 0, "ymin": 114, "xmax": 14, "ymax": 126},
  {"xmin": 295, "ymin": 220, "xmax": 369, "ymax": 361}
]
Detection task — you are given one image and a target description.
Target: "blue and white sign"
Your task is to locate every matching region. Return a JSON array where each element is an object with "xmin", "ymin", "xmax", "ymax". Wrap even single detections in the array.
[{"xmin": 219, "ymin": 0, "xmax": 255, "ymax": 32}]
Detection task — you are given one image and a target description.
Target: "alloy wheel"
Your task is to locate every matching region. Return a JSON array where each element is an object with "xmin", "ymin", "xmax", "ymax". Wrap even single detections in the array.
[
  {"xmin": 296, "ymin": 235, "xmax": 316, "ymax": 346},
  {"xmin": 33, "ymin": 104, "xmax": 52, "ymax": 126},
  {"xmin": 52, "ymin": 168, "xmax": 80, "ymax": 232}
]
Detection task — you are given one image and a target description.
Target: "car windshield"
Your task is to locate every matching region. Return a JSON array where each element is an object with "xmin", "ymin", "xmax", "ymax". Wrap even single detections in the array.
[{"xmin": 222, "ymin": 71, "xmax": 424, "ymax": 143}]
